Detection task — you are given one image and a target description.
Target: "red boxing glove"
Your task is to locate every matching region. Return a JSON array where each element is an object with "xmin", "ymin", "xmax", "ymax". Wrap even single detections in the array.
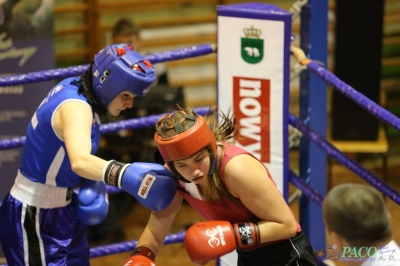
[
  {"xmin": 123, "ymin": 246, "xmax": 156, "ymax": 266},
  {"xmin": 184, "ymin": 221, "xmax": 259, "ymax": 265}
]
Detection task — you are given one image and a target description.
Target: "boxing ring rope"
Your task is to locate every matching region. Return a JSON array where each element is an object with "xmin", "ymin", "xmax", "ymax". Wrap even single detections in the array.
[
  {"xmin": 289, "ymin": 170, "xmax": 324, "ymax": 208},
  {"xmin": 0, "ymin": 44, "xmax": 216, "ymax": 152},
  {"xmin": 290, "ymin": 46, "xmax": 400, "ymax": 205},
  {"xmin": 291, "ymin": 46, "xmax": 400, "ymax": 131},
  {"xmin": 289, "ymin": 113, "xmax": 400, "ymax": 204},
  {"xmin": 89, "ymin": 232, "xmax": 186, "ymax": 258},
  {"xmin": 0, "ymin": 44, "xmax": 216, "ymax": 87},
  {"xmin": 0, "ymin": 106, "xmax": 215, "ymax": 197},
  {"xmin": 0, "ymin": 106, "xmax": 214, "ymax": 150}
]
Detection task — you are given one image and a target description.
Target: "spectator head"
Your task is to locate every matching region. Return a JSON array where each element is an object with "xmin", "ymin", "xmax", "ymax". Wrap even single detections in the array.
[
  {"xmin": 323, "ymin": 183, "xmax": 391, "ymax": 248},
  {"xmin": 112, "ymin": 18, "xmax": 141, "ymax": 50}
]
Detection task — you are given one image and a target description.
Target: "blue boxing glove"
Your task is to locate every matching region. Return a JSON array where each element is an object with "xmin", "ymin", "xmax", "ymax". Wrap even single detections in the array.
[
  {"xmin": 103, "ymin": 160, "xmax": 176, "ymax": 211},
  {"xmin": 76, "ymin": 179, "xmax": 109, "ymax": 225}
]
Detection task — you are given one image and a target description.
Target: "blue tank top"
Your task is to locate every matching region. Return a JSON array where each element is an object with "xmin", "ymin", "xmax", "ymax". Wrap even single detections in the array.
[{"xmin": 19, "ymin": 77, "xmax": 101, "ymax": 187}]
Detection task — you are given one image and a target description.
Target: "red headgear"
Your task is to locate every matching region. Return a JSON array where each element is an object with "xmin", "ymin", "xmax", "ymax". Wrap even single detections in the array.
[{"xmin": 154, "ymin": 113, "xmax": 217, "ymax": 183}]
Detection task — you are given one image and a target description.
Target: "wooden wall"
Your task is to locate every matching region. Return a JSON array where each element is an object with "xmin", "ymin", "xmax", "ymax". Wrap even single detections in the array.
[{"xmin": 53, "ymin": 0, "xmax": 400, "ymax": 109}]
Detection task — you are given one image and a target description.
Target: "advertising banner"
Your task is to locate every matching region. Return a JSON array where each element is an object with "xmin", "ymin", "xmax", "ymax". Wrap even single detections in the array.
[
  {"xmin": 0, "ymin": 0, "xmax": 54, "ymax": 201},
  {"xmin": 217, "ymin": 3, "xmax": 291, "ymax": 197}
]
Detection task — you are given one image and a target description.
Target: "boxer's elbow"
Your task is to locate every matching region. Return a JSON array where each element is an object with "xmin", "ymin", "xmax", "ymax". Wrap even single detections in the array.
[
  {"xmin": 285, "ymin": 217, "xmax": 299, "ymax": 237},
  {"xmin": 69, "ymin": 154, "xmax": 91, "ymax": 176}
]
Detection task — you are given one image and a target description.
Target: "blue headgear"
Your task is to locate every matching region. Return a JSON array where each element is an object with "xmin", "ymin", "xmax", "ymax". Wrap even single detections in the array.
[{"xmin": 92, "ymin": 43, "xmax": 156, "ymax": 107}]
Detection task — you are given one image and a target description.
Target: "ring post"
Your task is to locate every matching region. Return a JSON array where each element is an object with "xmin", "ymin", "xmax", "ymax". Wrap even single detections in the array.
[{"xmin": 299, "ymin": 0, "xmax": 328, "ymax": 251}]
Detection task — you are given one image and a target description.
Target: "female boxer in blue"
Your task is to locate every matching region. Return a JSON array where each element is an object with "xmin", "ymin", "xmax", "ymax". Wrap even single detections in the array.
[{"xmin": 0, "ymin": 43, "xmax": 176, "ymax": 266}]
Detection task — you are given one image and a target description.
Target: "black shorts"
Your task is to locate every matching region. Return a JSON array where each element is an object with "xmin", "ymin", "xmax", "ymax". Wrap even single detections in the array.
[{"xmin": 236, "ymin": 231, "xmax": 317, "ymax": 266}]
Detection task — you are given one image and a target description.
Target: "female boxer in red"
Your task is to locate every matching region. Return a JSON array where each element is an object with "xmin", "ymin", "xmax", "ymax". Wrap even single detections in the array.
[{"xmin": 125, "ymin": 107, "xmax": 317, "ymax": 266}]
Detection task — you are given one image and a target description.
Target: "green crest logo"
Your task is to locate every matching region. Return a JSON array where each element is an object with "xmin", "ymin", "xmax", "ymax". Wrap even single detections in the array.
[{"xmin": 241, "ymin": 26, "xmax": 264, "ymax": 64}]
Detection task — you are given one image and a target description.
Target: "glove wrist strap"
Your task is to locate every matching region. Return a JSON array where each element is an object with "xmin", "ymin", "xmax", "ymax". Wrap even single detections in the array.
[
  {"xmin": 130, "ymin": 246, "xmax": 155, "ymax": 261},
  {"xmin": 102, "ymin": 160, "xmax": 130, "ymax": 188},
  {"xmin": 233, "ymin": 222, "xmax": 260, "ymax": 250}
]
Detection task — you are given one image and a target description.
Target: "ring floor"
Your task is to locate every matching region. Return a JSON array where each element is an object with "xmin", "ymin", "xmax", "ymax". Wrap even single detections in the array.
[{"xmin": 88, "ymin": 147, "xmax": 400, "ymax": 266}]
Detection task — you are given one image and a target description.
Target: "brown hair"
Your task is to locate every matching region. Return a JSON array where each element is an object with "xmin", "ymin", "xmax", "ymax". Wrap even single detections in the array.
[
  {"xmin": 323, "ymin": 183, "xmax": 391, "ymax": 247},
  {"xmin": 112, "ymin": 18, "xmax": 139, "ymax": 39}
]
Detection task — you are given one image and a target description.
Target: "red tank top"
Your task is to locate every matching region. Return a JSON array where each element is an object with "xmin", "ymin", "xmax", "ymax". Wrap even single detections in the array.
[{"xmin": 177, "ymin": 143, "xmax": 301, "ymax": 232}]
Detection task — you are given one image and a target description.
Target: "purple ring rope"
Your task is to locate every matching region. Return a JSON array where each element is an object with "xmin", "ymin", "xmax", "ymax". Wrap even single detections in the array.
[
  {"xmin": 100, "ymin": 106, "xmax": 214, "ymax": 134},
  {"xmin": 0, "ymin": 106, "xmax": 215, "ymax": 195},
  {"xmin": 89, "ymin": 231, "xmax": 185, "ymax": 258},
  {"xmin": 0, "ymin": 44, "xmax": 215, "ymax": 86},
  {"xmin": 145, "ymin": 44, "xmax": 216, "ymax": 64},
  {"xmin": 288, "ymin": 170, "xmax": 324, "ymax": 207},
  {"xmin": 0, "ymin": 65, "xmax": 90, "ymax": 86},
  {"xmin": 0, "ymin": 106, "xmax": 215, "ymax": 150},
  {"xmin": 0, "ymin": 232, "xmax": 185, "ymax": 265},
  {"xmin": 289, "ymin": 113, "xmax": 400, "ymax": 205},
  {"xmin": 306, "ymin": 61, "xmax": 400, "ymax": 131}
]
